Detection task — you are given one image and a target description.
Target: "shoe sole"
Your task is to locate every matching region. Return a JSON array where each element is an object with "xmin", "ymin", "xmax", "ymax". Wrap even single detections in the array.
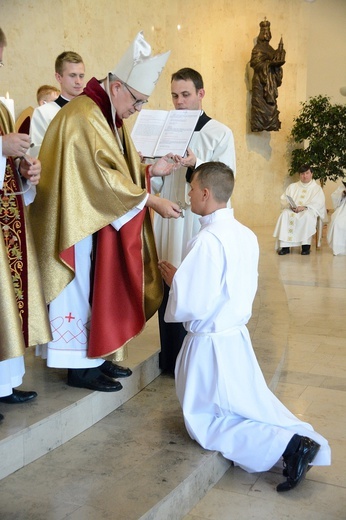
[
  {"xmin": 102, "ymin": 370, "xmax": 132, "ymax": 379},
  {"xmin": 0, "ymin": 395, "xmax": 37, "ymax": 404},
  {"xmin": 67, "ymin": 381, "xmax": 123, "ymax": 392}
]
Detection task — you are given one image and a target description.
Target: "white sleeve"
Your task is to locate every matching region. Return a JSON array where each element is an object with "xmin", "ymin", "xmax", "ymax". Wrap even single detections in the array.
[
  {"xmin": 29, "ymin": 106, "xmax": 52, "ymax": 158},
  {"xmin": 331, "ymin": 186, "xmax": 345, "ymax": 209},
  {"xmin": 110, "ymin": 193, "xmax": 149, "ymax": 231},
  {"xmin": 150, "ymin": 175, "xmax": 164, "ymax": 195},
  {"xmin": 195, "ymin": 126, "xmax": 236, "ymax": 176},
  {"xmin": 0, "ymin": 144, "xmax": 36, "ymax": 205},
  {"xmin": 22, "ymin": 181, "xmax": 37, "ymax": 206}
]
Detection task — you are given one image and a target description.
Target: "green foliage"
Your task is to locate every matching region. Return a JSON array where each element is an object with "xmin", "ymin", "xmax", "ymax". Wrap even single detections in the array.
[{"xmin": 289, "ymin": 95, "xmax": 346, "ymax": 185}]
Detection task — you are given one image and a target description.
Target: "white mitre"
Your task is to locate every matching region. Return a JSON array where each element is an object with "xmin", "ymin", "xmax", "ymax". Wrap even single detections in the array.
[{"xmin": 110, "ymin": 31, "xmax": 170, "ymax": 96}]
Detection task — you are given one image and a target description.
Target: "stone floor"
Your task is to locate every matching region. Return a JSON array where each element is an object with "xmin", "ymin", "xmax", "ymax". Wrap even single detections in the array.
[{"xmin": 0, "ymin": 226, "xmax": 345, "ymax": 519}]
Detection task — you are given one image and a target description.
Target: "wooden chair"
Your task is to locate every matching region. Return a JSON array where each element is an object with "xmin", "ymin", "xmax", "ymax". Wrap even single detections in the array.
[
  {"xmin": 315, "ymin": 216, "xmax": 323, "ymax": 249},
  {"xmin": 15, "ymin": 106, "xmax": 34, "ymax": 133},
  {"xmin": 316, "ymin": 210, "xmax": 331, "ymax": 249}
]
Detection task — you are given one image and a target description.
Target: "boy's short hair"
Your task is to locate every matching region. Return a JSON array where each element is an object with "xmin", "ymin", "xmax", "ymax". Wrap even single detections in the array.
[
  {"xmin": 36, "ymin": 85, "xmax": 60, "ymax": 104},
  {"xmin": 55, "ymin": 51, "xmax": 84, "ymax": 75},
  {"xmin": 192, "ymin": 161, "xmax": 235, "ymax": 202}
]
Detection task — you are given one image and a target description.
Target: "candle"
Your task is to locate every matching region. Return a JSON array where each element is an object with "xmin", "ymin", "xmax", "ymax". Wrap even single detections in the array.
[{"xmin": 0, "ymin": 92, "xmax": 15, "ymax": 122}]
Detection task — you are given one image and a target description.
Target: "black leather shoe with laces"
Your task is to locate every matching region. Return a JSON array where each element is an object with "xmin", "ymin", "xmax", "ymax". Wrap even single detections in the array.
[{"xmin": 277, "ymin": 436, "xmax": 320, "ymax": 492}]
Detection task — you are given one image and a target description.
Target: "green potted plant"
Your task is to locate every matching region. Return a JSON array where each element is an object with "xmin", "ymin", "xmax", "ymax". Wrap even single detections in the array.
[{"xmin": 289, "ymin": 95, "xmax": 346, "ymax": 185}]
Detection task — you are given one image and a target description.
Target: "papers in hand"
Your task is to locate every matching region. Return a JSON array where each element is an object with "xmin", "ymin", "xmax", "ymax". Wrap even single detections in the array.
[
  {"xmin": 22, "ymin": 154, "xmax": 33, "ymax": 166},
  {"xmin": 286, "ymin": 195, "xmax": 297, "ymax": 209},
  {"xmin": 131, "ymin": 109, "xmax": 201, "ymax": 158}
]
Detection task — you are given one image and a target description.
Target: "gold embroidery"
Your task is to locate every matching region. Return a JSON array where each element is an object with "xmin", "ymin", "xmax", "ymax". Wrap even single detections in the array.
[{"xmin": 0, "ymin": 164, "xmax": 25, "ymax": 324}]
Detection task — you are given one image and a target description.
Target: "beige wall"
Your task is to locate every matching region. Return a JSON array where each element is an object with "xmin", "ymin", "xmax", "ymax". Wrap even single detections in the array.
[
  {"xmin": 1, "ymin": 0, "xmax": 345, "ymax": 227},
  {"xmin": 305, "ymin": 0, "xmax": 346, "ymax": 210}
]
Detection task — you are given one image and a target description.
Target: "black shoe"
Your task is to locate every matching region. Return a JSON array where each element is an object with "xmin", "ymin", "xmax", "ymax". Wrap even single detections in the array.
[
  {"xmin": 278, "ymin": 247, "xmax": 290, "ymax": 255},
  {"xmin": 283, "ymin": 465, "xmax": 312, "ymax": 477},
  {"xmin": 67, "ymin": 368, "xmax": 122, "ymax": 392},
  {"xmin": 277, "ymin": 436, "xmax": 320, "ymax": 492},
  {"xmin": 0, "ymin": 389, "xmax": 37, "ymax": 404},
  {"xmin": 301, "ymin": 245, "xmax": 311, "ymax": 255},
  {"xmin": 100, "ymin": 361, "xmax": 132, "ymax": 379},
  {"xmin": 0, "ymin": 413, "xmax": 4, "ymax": 422}
]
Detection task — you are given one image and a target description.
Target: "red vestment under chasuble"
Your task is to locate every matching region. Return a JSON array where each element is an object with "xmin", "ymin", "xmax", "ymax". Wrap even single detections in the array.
[
  {"xmin": 0, "ymin": 104, "xmax": 51, "ymax": 362},
  {"xmin": 30, "ymin": 78, "xmax": 163, "ymax": 359}
]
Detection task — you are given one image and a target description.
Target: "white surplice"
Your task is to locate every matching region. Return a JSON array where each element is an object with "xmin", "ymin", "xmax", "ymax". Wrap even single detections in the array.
[
  {"xmin": 327, "ymin": 185, "xmax": 346, "ymax": 255},
  {"xmin": 165, "ymin": 208, "xmax": 331, "ymax": 473},
  {"xmin": 273, "ymin": 179, "xmax": 326, "ymax": 249},
  {"xmin": 151, "ymin": 117, "xmax": 236, "ymax": 266},
  {"xmin": 29, "ymin": 101, "xmax": 61, "ymax": 158},
  {"xmin": 0, "ymin": 357, "xmax": 25, "ymax": 397}
]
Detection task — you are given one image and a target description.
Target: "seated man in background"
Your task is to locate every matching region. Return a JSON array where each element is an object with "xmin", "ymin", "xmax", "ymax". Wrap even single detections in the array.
[
  {"xmin": 273, "ymin": 164, "xmax": 326, "ymax": 255},
  {"xmin": 327, "ymin": 181, "xmax": 346, "ymax": 256}
]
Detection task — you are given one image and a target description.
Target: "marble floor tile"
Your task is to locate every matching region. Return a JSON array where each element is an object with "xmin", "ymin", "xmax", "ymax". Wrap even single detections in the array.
[
  {"xmin": 1, "ymin": 226, "xmax": 345, "ymax": 520},
  {"xmin": 185, "ymin": 228, "xmax": 346, "ymax": 520}
]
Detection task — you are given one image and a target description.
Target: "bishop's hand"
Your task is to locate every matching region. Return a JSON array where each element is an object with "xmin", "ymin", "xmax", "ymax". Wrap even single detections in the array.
[
  {"xmin": 2, "ymin": 132, "xmax": 31, "ymax": 158},
  {"xmin": 149, "ymin": 154, "xmax": 178, "ymax": 177}
]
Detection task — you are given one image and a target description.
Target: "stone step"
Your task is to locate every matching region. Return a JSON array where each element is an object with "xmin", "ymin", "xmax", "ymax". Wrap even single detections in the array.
[
  {"xmin": 0, "ymin": 229, "xmax": 289, "ymax": 518},
  {"xmin": 0, "ymin": 317, "xmax": 162, "ymax": 481},
  {"xmin": 0, "ymin": 365, "xmax": 232, "ymax": 520}
]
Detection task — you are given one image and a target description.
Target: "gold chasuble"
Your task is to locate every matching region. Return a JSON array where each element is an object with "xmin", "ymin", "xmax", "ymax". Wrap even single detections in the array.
[
  {"xmin": 30, "ymin": 78, "xmax": 163, "ymax": 358},
  {"xmin": 0, "ymin": 104, "xmax": 51, "ymax": 362}
]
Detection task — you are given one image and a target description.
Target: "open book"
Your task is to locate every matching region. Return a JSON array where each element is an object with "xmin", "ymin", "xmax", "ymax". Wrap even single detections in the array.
[
  {"xmin": 286, "ymin": 195, "xmax": 297, "ymax": 209},
  {"xmin": 131, "ymin": 109, "xmax": 201, "ymax": 158}
]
